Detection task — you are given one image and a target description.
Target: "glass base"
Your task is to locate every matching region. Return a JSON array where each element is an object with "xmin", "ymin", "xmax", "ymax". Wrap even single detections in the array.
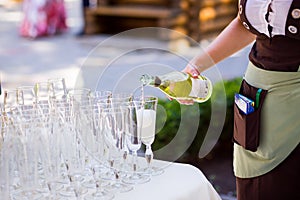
[
  {"xmin": 143, "ymin": 166, "xmax": 164, "ymax": 176},
  {"xmin": 59, "ymin": 186, "xmax": 88, "ymax": 197},
  {"xmin": 47, "ymin": 181, "xmax": 65, "ymax": 192},
  {"xmin": 82, "ymin": 179, "xmax": 97, "ymax": 188},
  {"xmin": 122, "ymin": 172, "xmax": 151, "ymax": 185},
  {"xmin": 105, "ymin": 181, "xmax": 133, "ymax": 193},
  {"xmin": 84, "ymin": 191, "xmax": 115, "ymax": 200},
  {"xmin": 12, "ymin": 189, "xmax": 43, "ymax": 200}
]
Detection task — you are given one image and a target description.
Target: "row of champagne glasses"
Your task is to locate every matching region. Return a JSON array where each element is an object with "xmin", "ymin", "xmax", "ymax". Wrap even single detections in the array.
[{"xmin": 0, "ymin": 78, "xmax": 163, "ymax": 200}]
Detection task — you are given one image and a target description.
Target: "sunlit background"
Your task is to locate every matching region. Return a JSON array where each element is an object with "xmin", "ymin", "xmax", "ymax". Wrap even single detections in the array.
[
  {"xmin": 0, "ymin": 0, "xmax": 249, "ymax": 103},
  {"xmin": 0, "ymin": 0, "xmax": 90, "ymax": 91},
  {"xmin": 0, "ymin": 1, "xmax": 249, "ymax": 198}
]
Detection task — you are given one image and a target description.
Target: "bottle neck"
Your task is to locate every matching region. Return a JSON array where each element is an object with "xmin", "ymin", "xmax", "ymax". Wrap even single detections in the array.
[{"xmin": 140, "ymin": 74, "xmax": 161, "ymax": 87}]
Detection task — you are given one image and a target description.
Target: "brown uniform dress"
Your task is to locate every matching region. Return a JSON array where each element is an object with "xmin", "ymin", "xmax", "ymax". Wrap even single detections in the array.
[{"xmin": 236, "ymin": 0, "xmax": 300, "ymax": 199}]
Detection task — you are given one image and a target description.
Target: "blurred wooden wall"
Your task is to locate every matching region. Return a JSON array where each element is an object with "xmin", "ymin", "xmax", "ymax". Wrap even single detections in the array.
[{"xmin": 84, "ymin": 0, "xmax": 238, "ymax": 41}]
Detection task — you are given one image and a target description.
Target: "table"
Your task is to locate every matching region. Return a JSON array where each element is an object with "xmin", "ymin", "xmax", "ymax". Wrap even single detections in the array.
[{"xmin": 114, "ymin": 160, "xmax": 222, "ymax": 200}]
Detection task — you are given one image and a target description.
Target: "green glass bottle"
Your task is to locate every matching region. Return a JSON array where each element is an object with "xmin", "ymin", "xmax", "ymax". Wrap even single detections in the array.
[{"xmin": 140, "ymin": 71, "xmax": 212, "ymax": 103}]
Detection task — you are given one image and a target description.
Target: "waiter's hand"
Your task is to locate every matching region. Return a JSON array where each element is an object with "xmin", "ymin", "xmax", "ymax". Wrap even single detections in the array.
[{"xmin": 174, "ymin": 63, "xmax": 201, "ymax": 105}]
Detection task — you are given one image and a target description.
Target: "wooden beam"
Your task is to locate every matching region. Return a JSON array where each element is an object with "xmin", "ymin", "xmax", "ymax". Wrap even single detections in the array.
[{"xmin": 87, "ymin": 5, "xmax": 180, "ymax": 18}]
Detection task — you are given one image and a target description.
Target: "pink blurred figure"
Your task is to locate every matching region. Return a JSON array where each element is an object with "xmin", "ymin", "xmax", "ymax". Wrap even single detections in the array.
[{"xmin": 19, "ymin": 0, "xmax": 67, "ymax": 38}]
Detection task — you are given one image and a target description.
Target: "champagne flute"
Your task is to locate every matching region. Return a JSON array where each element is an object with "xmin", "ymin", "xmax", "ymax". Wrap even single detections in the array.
[
  {"xmin": 16, "ymin": 86, "xmax": 37, "ymax": 122},
  {"xmin": 2, "ymin": 89, "xmax": 19, "ymax": 134},
  {"xmin": 58, "ymin": 89, "xmax": 92, "ymax": 198},
  {"xmin": 34, "ymin": 81, "xmax": 53, "ymax": 124},
  {"xmin": 11, "ymin": 113, "xmax": 44, "ymax": 200},
  {"xmin": 34, "ymin": 81, "xmax": 51, "ymax": 104},
  {"xmin": 121, "ymin": 101, "xmax": 150, "ymax": 185},
  {"xmin": 100, "ymin": 107, "xmax": 133, "ymax": 193},
  {"xmin": 140, "ymin": 96, "xmax": 164, "ymax": 176},
  {"xmin": 109, "ymin": 93, "xmax": 132, "ymax": 172},
  {"xmin": 0, "ymin": 121, "xmax": 13, "ymax": 200},
  {"xmin": 48, "ymin": 78, "xmax": 67, "ymax": 100},
  {"xmin": 3, "ymin": 89, "xmax": 18, "ymax": 113},
  {"xmin": 16, "ymin": 85, "xmax": 36, "ymax": 106},
  {"xmin": 50, "ymin": 98, "xmax": 74, "ymax": 187},
  {"xmin": 97, "ymin": 93, "xmax": 132, "ymax": 177},
  {"xmin": 83, "ymin": 90, "xmax": 111, "ymax": 176},
  {"xmin": 83, "ymin": 166, "xmax": 114, "ymax": 200},
  {"xmin": 0, "ymin": 148, "xmax": 10, "ymax": 199},
  {"xmin": 80, "ymin": 95, "xmax": 118, "ymax": 200},
  {"xmin": 0, "ymin": 104, "xmax": 3, "ymax": 147}
]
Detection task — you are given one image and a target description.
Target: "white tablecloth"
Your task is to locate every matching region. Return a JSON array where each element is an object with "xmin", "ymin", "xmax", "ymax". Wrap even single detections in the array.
[{"xmin": 114, "ymin": 160, "xmax": 222, "ymax": 200}]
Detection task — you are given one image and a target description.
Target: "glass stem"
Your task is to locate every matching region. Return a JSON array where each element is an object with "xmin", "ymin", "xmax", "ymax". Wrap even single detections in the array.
[
  {"xmin": 92, "ymin": 168, "xmax": 103, "ymax": 194},
  {"xmin": 145, "ymin": 145, "xmax": 153, "ymax": 171},
  {"xmin": 132, "ymin": 150, "xmax": 138, "ymax": 175},
  {"xmin": 122, "ymin": 148, "xmax": 128, "ymax": 168}
]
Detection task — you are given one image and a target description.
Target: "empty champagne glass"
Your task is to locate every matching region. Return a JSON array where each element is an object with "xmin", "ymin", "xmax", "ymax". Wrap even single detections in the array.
[
  {"xmin": 58, "ymin": 89, "xmax": 92, "ymax": 198},
  {"xmin": 121, "ymin": 101, "xmax": 150, "ymax": 185},
  {"xmin": 0, "ymin": 154, "xmax": 10, "ymax": 199},
  {"xmin": 100, "ymin": 107, "xmax": 133, "ymax": 193},
  {"xmin": 83, "ymin": 166, "xmax": 114, "ymax": 200},
  {"xmin": 2, "ymin": 89, "xmax": 20, "ymax": 132},
  {"xmin": 16, "ymin": 86, "xmax": 36, "ymax": 106},
  {"xmin": 0, "ymin": 123, "xmax": 12, "ymax": 200},
  {"xmin": 3, "ymin": 89, "xmax": 18, "ymax": 113},
  {"xmin": 34, "ymin": 82, "xmax": 53, "ymax": 124},
  {"xmin": 11, "ymin": 114, "xmax": 45, "ymax": 200},
  {"xmin": 34, "ymin": 81, "xmax": 51, "ymax": 104},
  {"xmin": 50, "ymin": 98, "xmax": 73, "ymax": 186},
  {"xmin": 48, "ymin": 78, "xmax": 67, "ymax": 100},
  {"xmin": 91, "ymin": 90, "xmax": 112, "ymax": 163},
  {"xmin": 68, "ymin": 88, "xmax": 91, "ymax": 102},
  {"xmin": 82, "ymin": 90, "xmax": 112, "ymax": 180},
  {"xmin": 93, "ymin": 91, "xmax": 112, "ymax": 102},
  {"xmin": 109, "ymin": 93, "xmax": 132, "ymax": 172}
]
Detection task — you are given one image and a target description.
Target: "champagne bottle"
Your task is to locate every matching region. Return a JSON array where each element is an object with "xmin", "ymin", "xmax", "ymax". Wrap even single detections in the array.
[{"xmin": 140, "ymin": 71, "xmax": 212, "ymax": 103}]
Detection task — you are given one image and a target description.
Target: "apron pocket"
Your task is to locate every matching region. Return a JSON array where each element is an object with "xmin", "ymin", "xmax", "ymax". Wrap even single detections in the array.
[{"xmin": 233, "ymin": 80, "xmax": 267, "ymax": 152}]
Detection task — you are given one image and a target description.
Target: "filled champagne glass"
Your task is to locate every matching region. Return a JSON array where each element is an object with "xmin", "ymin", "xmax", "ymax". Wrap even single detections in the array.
[{"xmin": 139, "ymin": 96, "xmax": 164, "ymax": 176}]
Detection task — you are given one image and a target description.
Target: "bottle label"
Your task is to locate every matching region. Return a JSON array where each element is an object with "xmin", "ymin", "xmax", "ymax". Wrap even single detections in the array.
[{"xmin": 189, "ymin": 78, "xmax": 208, "ymax": 98}]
